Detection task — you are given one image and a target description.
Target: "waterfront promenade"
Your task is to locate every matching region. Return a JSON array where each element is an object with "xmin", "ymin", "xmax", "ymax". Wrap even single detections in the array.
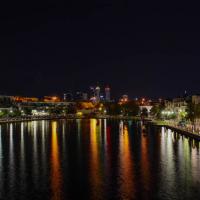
[{"xmin": 151, "ymin": 120, "xmax": 200, "ymax": 141}]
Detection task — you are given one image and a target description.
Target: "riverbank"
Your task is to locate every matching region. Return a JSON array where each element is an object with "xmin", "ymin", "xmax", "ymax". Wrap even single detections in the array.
[
  {"xmin": 0, "ymin": 116, "xmax": 66, "ymax": 124},
  {"xmin": 1, "ymin": 116, "xmax": 199, "ymax": 141},
  {"xmin": 151, "ymin": 120, "xmax": 200, "ymax": 141},
  {"xmin": 0, "ymin": 115, "xmax": 140, "ymax": 124}
]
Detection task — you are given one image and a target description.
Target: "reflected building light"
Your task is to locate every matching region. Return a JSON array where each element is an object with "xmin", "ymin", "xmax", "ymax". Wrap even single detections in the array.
[
  {"xmin": 192, "ymin": 140, "xmax": 195, "ymax": 149},
  {"xmin": 76, "ymin": 119, "xmax": 82, "ymax": 156},
  {"xmin": 32, "ymin": 121, "xmax": 39, "ymax": 188},
  {"xmin": 33, "ymin": 121, "xmax": 37, "ymax": 152},
  {"xmin": 119, "ymin": 120, "xmax": 124, "ymax": 135},
  {"xmin": 77, "ymin": 119, "xmax": 81, "ymax": 141},
  {"xmin": 41, "ymin": 120, "xmax": 47, "ymax": 177},
  {"xmin": 41, "ymin": 120, "xmax": 46, "ymax": 156},
  {"xmin": 104, "ymin": 120, "xmax": 112, "ymax": 185},
  {"xmin": 20, "ymin": 123, "xmax": 25, "ymax": 160},
  {"xmin": 51, "ymin": 121, "xmax": 62, "ymax": 200},
  {"xmin": 183, "ymin": 139, "xmax": 190, "ymax": 163},
  {"xmin": 27, "ymin": 121, "xmax": 32, "ymax": 134},
  {"xmin": 140, "ymin": 132, "xmax": 151, "ymax": 197},
  {"xmin": 9, "ymin": 123, "xmax": 15, "ymax": 196},
  {"xmin": 161, "ymin": 127, "xmax": 166, "ymax": 155},
  {"xmin": 62, "ymin": 122, "xmax": 65, "ymax": 136},
  {"xmin": 119, "ymin": 124, "xmax": 135, "ymax": 199},
  {"xmin": 178, "ymin": 135, "xmax": 183, "ymax": 156},
  {"xmin": 161, "ymin": 127, "xmax": 165, "ymax": 135},
  {"xmin": 191, "ymin": 140, "xmax": 200, "ymax": 183},
  {"xmin": 20, "ymin": 122, "xmax": 26, "ymax": 191},
  {"xmin": 42, "ymin": 120, "xmax": 45, "ymax": 135},
  {"xmin": 167, "ymin": 129, "xmax": 173, "ymax": 156},
  {"xmin": 9, "ymin": 124, "xmax": 14, "ymax": 162},
  {"xmin": 89, "ymin": 119, "xmax": 101, "ymax": 199},
  {"xmin": 21, "ymin": 123, "xmax": 25, "ymax": 155},
  {"xmin": 160, "ymin": 127, "xmax": 175, "ymax": 192},
  {"xmin": 104, "ymin": 119, "xmax": 107, "ymax": 146},
  {"xmin": 62, "ymin": 121, "xmax": 66, "ymax": 154},
  {"xmin": 98, "ymin": 119, "xmax": 102, "ymax": 147}
]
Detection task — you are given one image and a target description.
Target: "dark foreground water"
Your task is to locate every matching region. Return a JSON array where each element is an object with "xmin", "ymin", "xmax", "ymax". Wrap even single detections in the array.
[{"xmin": 0, "ymin": 119, "xmax": 200, "ymax": 200}]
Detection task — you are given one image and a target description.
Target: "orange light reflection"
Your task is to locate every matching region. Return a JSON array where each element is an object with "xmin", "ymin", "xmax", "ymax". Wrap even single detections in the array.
[
  {"xmin": 90, "ymin": 119, "xmax": 101, "ymax": 199},
  {"xmin": 140, "ymin": 131, "xmax": 150, "ymax": 196},
  {"xmin": 119, "ymin": 123, "xmax": 135, "ymax": 199},
  {"xmin": 51, "ymin": 122, "xmax": 62, "ymax": 200}
]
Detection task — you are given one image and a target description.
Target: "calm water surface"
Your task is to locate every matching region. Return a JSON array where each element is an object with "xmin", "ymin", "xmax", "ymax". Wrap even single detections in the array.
[{"xmin": 0, "ymin": 119, "xmax": 200, "ymax": 200}]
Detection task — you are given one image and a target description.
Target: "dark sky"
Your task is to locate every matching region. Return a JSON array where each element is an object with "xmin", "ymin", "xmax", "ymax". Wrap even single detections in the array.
[{"xmin": 0, "ymin": 1, "xmax": 200, "ymax": 99}]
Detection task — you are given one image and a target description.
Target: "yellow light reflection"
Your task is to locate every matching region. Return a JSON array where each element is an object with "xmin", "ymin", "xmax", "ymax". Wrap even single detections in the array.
[
  {"xmin": 41, "ymin": 121, "xmax": 47, "ymax": 176},
  {"xmin": 51, "ymin": 121, "xmax": 62, "ymax": 200},
  {"xmin": 119, "ymin": 123, "xmax": 135, "ymax": 199},
  {"xmin": 90, "ymin": 119, "xmax": 101, "ymax": 199}
]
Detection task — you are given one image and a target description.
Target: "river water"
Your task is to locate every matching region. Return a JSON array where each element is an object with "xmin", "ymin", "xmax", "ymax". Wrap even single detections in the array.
[{"xmin": 0, "ymin": 119, "xmax": 199, "ymax": 200}]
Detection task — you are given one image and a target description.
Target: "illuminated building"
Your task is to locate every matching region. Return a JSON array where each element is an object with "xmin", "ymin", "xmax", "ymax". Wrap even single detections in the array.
[
  {"xmin": 74, "ymin": 92, "xmax": 88, "ymax": 101},
  {"xmin": 43, "ymin": 96, "xmax": 61, "ymax": 102},
  {"xmin": 95, "ymin": 86, "xmax": 100, "ymax": 102},
  {"xmin": 90, "ymin": 86, "xmax": 95, "ymax": 98},
  {"xmin": 164, "ymin": 97, "xmax": 187, "ymax": 119},
  {"xmin": 119, "ymin": 95, "xmax": 128, "ymax": 104},
  {"xmin": 64, "ymin": 92, "xmax": 73, "ymax": 101},
  {"xmin": 13, "ymin": 96, "xmax": 39, "ymax": 103},
  {"xmin": 122, "ymin": 95, "xmax": 128, "ymax": 102},
  {"xmin": 82, "ymin": 93, "xmax": 88, "ymax": 101},
  {"xmin": 63, "ymin": 93, "xmax": 67, "ymax": 101},
  {"xmin": 105, "ymin": 86, "xmax": 111, "ymax": 102}
]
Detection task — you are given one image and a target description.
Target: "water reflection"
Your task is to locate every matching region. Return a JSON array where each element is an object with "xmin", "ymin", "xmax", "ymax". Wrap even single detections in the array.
[
  {"xmin": 89, "ymin": 119, "xmax": 102, "ymax": 199},
  {"xmin": 0, "ymin": 120, "xmax": 199, "ymax": 199},
  {"xmin": 51, "ymin": 121, "xmax": 62, "ymax": 200},
  {"xmin": 140, "ymin": 126, "xmax": 151, "ymax": 197},
  {"xmin": 41, "ymin": 120, "xmax": 48, "ymax": 188},
  {"xmin": 20, "ymin": 122, "xmax": 26, "ymax": 193},
  {"xmin": 159, "ymin": 128, "xmax": 177, "ymax": 198},
  {"xmin": 8, "ymin": 123, "xmax": 15, "ymax": 198},
  {"xmin": 32, "ymin": 121, "xmax": 39, "ymax": 189},
  {"xmin": 119, "ymin": 121, "xmax": 135, "ymax": 199}
]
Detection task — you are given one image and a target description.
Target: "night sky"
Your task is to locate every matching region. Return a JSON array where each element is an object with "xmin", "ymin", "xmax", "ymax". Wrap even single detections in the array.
[{"xmin": 0, "ymin": 1, "xmax": 200, "ymax": 99}]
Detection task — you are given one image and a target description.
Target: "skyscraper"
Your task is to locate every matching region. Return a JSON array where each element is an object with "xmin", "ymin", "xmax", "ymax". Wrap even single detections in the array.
[
  {"xmin": 95, "ymin": 86, "xmax": 100, "ymax": 102},
  {"xmin": 105, "ymin": 86, "xmax": 111, "ymax": 102}
]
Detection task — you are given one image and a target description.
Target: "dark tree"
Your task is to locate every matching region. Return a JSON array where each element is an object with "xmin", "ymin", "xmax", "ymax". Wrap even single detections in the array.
[
  {"xmin": 104, "ymin": 102, "xmax": 121, "ymax": 115},
  {"xmin": 121, "ymin": 101, "xmax": 140, "ymax": 116}
]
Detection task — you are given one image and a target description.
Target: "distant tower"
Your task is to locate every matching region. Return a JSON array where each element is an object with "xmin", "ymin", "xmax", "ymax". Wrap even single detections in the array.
[
  {"xmin": 105, "ymin": 86, "xmax": 111, "ymax": 102},
  {"xmin": 121, "ymin": 95, "xmax": 128, "ymax": 103},
  {"xmin": 63, "ymin": 93, "xmax": 67, "ymax": 101},
  {"xmin": 82, "ymin": 93, "xmax": 88, "ymax": 101},
  {"xmin": 95, "ymin": 86, "xmax": 101, "ymax": 102}
]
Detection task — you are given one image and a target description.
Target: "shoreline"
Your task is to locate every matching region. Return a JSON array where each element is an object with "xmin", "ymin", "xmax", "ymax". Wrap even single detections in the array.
[
  {"xmin": 150, "ymin": 120, "xmax": 200, "ymax": 141},
  {"xmin": 0, "ymin": 115, "xmax": 140, "ymax": 124},
  {"xmin": 1, "ymin": 116, "xmax": 200, "ymax": 141}
]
